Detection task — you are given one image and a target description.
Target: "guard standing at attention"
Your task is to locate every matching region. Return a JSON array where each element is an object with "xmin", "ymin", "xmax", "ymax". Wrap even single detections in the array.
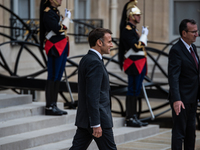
[
  {"xmin": 40, "ymin": 0, "xmax": 70, "ymax": 115},
  {"xmin": 119, "ymin": 1, "xmax": 149, "ymax": 127}
]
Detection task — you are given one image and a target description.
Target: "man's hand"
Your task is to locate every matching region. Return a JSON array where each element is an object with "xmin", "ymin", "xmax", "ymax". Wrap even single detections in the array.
[
  {"xmin": 173, "ymin": 101, "xmax": 185, "ymax": 115},
  {"xmin": 92, "ymin": 126, "xmax": 102, "ymax": 138}
]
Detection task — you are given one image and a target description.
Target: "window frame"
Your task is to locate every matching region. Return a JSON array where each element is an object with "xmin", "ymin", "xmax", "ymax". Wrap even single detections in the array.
[
  {"xmin": 169, "ymin": 0, "xmax": 200, "ymax": 45},
  {"xmin": 74, "ymin": 0, "xmax": 90, "ymax": 19}
]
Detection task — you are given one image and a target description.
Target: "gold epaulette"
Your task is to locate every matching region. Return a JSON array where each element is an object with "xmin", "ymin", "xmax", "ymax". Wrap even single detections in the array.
[
  {"xmin": 44, "ymin": 7, "xmax": 50, "ymax": 12},
  {"xmin": 134, "ymin": 41, "xmax": 144, "ymax": 49},
  {"xmin": 126, "ymin": 25, "xmax": 132, "ymax": 30}
]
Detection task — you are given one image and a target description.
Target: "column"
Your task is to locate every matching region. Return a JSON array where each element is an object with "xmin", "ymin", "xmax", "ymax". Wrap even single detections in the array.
[{"xmin": 110, "ymin": 0, "xmax": 118, "ymax": 38}]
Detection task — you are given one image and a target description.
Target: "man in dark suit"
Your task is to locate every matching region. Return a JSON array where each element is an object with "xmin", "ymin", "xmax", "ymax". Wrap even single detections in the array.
[
  {"xmin": 168, "ymin": 19, "xmax": 199, "ymax": 150},
  {"xmin": 70, "ymin": 28, "xmax": 117, "ymax": 150}
]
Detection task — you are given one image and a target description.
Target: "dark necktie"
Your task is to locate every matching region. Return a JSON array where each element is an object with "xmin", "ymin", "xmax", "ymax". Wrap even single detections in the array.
[{"xmin": 190, "ymin": 47, "xmax": 198, "ymax": 69}]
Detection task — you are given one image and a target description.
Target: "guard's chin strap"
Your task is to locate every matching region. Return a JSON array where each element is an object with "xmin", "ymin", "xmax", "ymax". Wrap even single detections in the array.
[
  {"xmin": 130, "ymin": 15, "xmax": 135, "ymax": 21},
  {"xmin": 130, "ymin": 15, "xmax": 140, "ymax": 24},
  {"xmin": 52, "ymin": 0, "xmax": 59, "ymax": 6}
]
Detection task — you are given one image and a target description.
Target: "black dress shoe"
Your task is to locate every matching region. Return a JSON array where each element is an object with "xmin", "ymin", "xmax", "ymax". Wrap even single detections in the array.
[
  {"xmin": 45, "ymin": 105, "xmax": 63, "ymax": 116},
  {"xmin": 126, "ymin": 118, "xmax": 142, "ymax": 127},
  {"xmin": 55, "ymin": 107, "xmax": 68, "ymax": 115},
  {"xmin": 136, "ymin": 119, "xmax": 148, "ymax": 126},
  {"xmin": 133, "ymin": 115, "xmax": 148, "ymax": 126}
]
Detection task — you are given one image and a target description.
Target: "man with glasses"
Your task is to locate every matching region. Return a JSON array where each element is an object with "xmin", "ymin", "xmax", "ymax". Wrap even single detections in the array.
[{"xmin": 168, "ymin": 19, "xmax": 200, "ymax": 150}]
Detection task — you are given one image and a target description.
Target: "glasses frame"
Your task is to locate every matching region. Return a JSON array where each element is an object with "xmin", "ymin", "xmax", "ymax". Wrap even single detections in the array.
[{"xmin": 186, "ymin": 30, "xmax": 199, "ymax": 34}]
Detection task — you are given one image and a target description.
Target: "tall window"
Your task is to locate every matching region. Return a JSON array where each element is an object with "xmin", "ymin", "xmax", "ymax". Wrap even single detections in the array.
[
  {"xmin": 173, "ymin": 0, "xmax": 200, "ymax": 35},
  {"xmin": 10, "ymin": 0, "xmax": 39, "ymax": 41},
  {"xmin": 169, "ymin": 0, "xmax": 200, "ymax": 45},
  {"xmin": 74, "ymin": 0, "xmax": 90, "ymax": 19},
  {"xmin": 11, "ymin": 0, "xmax": 36, "ymax": 19}
]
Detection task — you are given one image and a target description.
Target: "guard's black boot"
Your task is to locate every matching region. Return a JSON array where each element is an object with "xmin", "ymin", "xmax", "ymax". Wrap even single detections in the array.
[
  {"xmin": 125, "ymin": 96, "xmax": 142, "ymax": 127},
  {"xmin": 126, "ymin": 118, "xmax": 142, "ymax": 127},
  {"xmin": 45, "ymin": 80, "xmax": 63, "ymax": 116},
  {"xmin": 53, "ymin": 81, "xmax": 68, "ymax": 115},
  {"xmin": 45, "ymin": 104, "xmax": 63, "ymax": 116},
  {"xmin": 133, "ymin": 114, "xmax": 148, "ymax": 126}
]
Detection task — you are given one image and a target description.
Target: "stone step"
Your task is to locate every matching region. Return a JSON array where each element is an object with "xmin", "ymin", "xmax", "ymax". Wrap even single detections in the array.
[
  {"xmin": 0, "ymin": 124, "xmax": 76, "ymax": 150},
  {"xmin": 112, "ymin": 117, "xmax": 125, "ymax": 128},
  {"xmin": 0, "ymin": 114, "xmax": 124, "ymax": 150},
  {"xmin": 25, "ymin": 139, "xmax": 73, "ymax": 150},
  {"xmin": 0, "ymin": 115, "xmax": 69, "ymax": 138},
  {"xmin": 0, "ymin": 94, "xmax": 160, "ymax": 150},
  {"xmin": 0, "ymin": 94, "xmax": 32, "ymax": 108},
  {"xmin": 113, "ymin": 125, "xmax": 159, "ymax": 145},
  {"xmin": 25, "ymin": 125, "xmax": 159, "ymax": 150},
  {"xmin": 0, "ymin": 102, "xmax": 64, "ymax": 122}
]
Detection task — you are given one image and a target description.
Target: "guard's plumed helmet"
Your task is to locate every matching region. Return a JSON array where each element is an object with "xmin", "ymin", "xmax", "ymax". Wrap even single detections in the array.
[
  {"xmin": 127, "ymin": 0, "xmax": 138, "ymax": 10},
  {"xmin": 126, "ymin": 1, "xmax": 141, "ymax": 20}
]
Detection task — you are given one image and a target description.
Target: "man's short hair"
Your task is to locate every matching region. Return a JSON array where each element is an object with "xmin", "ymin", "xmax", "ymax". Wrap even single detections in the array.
[
  {"xmin": 88, "ymin": 28, "xmax": 112, "ymax": 47},
  {"xmin": 179, "ymin": 19, "xmax": 197, "ymax": 37}
]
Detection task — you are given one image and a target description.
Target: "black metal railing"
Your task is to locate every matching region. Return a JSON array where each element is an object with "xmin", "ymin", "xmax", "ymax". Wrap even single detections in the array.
[
  {"xmin": 10, "ymin": 18, "xmax": 40, "ymax": 43},
  {"xmin": 9, "ymin": 18, "xmax": 103, "ymax": 44},
  {"xmin": 73, "ymin": 19, "xmax": 103, "ymax": 43}
]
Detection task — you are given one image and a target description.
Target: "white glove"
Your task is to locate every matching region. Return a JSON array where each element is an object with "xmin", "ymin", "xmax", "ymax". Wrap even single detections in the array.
[
  {"xmin": 65, "ymin": 8, "xmax": 71, "ymax": 19},
  {"xmin": 142, "ymin": 26, "xmax": 149, "ymax": 36},
  {"xmin": 62, "ymin": 9, "xmax": 72, "ymax": 29}
]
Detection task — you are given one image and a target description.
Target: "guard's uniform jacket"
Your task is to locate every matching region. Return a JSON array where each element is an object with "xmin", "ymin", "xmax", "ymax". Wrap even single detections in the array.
[
  {"xmin": 43, "ymin": 6, "xmax": 69, "ymax": 57},
  {"xmin": 119, "ymin": 22, "xmax": 147, "ymax": 75}
]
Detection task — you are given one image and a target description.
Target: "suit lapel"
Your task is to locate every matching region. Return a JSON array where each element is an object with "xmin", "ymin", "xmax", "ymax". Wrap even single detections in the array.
[
  {"xmin": 101, "ymin": 59, "xmax": 108, "ymax": 73},
  {"xmin": 179, "ymin": 40, "xmax": 198, "ymax": 71},
  {"xmin": 192, "ymin": 44, "xmax": 199, "ymax": 61},
  {"xmin": 88, "ymin": 50, "xmax": 109, "ymax": 77},
  {"xmin": 192, "ymin": 45, "xmax": 200, "ymax": 71}
]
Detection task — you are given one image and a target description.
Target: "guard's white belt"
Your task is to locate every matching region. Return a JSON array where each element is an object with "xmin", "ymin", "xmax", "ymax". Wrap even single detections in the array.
[
  {"xmin": 124, "ymin": 48, "xmax": 145, "ymax": 58},
  {"xmin": 46, "ymin": 30, "xmax": 65, "ymax": 40}
]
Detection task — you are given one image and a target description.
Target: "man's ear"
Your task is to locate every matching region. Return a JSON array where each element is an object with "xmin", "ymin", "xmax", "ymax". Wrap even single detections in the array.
[
  {"xmin": 182, "ymin": 30, "xmax": 187, "ymax": 37},
  {"xmin": 97, "ymin": 39, "xmax": 102, "ymax": 47}
]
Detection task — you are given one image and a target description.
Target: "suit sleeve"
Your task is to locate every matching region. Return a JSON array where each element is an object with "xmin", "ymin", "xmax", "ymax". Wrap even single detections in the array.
[
  {"xmin": 168, "ymin": 47, "xmax": 182, "ymax": 102},
  {"xmin": 85, "ymin": 60, "xmax": 103, "ymax": 126}
]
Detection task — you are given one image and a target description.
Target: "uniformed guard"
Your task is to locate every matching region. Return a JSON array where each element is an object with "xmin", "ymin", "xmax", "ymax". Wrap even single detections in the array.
[
  {"xmin": 39, "ymin": 0, "xmax": 70, "ymax": 115},
  {"xmin": 118, "ymin": 1, "xmax": 149, "ymax": 127}
]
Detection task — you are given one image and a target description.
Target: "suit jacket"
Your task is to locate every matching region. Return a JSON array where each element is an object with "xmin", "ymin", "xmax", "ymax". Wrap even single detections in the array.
[
  {"xmin": 75, "ymin": 50, "xmax": 113, "ymax": 129},
  {"xmin": 168, "ymin": 39, "xmax": 200, "ymax": 104}
]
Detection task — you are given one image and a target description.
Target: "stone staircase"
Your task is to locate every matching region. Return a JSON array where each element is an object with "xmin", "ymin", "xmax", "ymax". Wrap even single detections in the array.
[{"xmin": 0, "ymin": 94, "xmax": 159, "ymax": 150}]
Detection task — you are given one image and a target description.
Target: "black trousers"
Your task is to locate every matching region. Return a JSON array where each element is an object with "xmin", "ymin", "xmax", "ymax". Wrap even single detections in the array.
[
  {"xmin": 171, "ymin": 102, "xmax": 197, "ymax": 150},
  {"xmin": 70, "ymin": 127, "xmax": 117, "ymax": 150}
]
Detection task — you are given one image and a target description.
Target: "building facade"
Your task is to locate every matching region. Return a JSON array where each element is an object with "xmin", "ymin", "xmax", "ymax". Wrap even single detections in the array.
[{"xmin": 0, "ymin": 0, "xmax": 199, "ymax": 98}]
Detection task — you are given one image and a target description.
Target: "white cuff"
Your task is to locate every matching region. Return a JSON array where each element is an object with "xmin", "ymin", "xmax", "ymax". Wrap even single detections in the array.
[
  {"xmin": 62, "ymin": 17, "xmax": 70, "ymax": 29},
  {"xmin": 91, "ymin": 124, "xmax": 100, "ymax": 128},
  {"xmin": 139, "ymin": 34, "xmax": 148, "ymax": 46}
]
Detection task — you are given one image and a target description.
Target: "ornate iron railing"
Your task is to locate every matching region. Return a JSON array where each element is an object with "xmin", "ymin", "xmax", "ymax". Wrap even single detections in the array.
[
  {"xmin": 10, "ymin": 18, "xmax": 40, "ymax": 43},
  {"xmin": 73, "ymin": 19, "xmax": 103, "ymax": 43},
  {"xmin": 9, "ymin": 18, "xmax": 103, "ymax": 44}
]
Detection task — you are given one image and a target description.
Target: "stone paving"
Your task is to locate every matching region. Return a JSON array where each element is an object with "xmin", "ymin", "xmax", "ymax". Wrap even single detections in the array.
[{"xmin": 117, "ymin": 128, "xmax": 200, "ymax": 150}]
